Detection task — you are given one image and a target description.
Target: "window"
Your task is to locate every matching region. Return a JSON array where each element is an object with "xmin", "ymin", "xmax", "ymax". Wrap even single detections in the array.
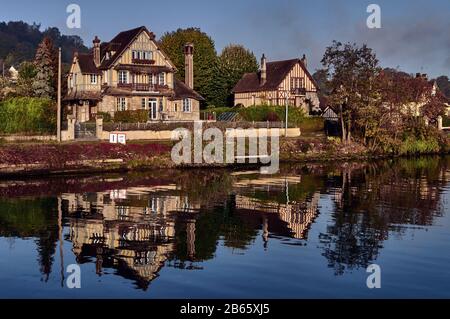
[
  {"xmin": 291, "ymin": 77, "xmax": 305, "ymax": 89},
  {"xmin": 149, "ymin": 74, "xmax": 154, "ymax": 85},
  {"xmin": 144, "ymin": 51, "xmax": 153, "ymax": 60},
  {"xmin": 159, "ymin": 73, "xmax": 165, "ymax": 85},
  {"xmin": 148, "ymin": 98, "xmax": 157, "ymax": 119},
  {"xmin": 141, "ymin": 98, "xmax": 146, "ymax": 109},
  {"xmin": 118, "ymin": 71, "xmax": 128, "ymax": 84},
  {"xmin": 132, "ymin": 50, "xmax": 136, "ymax": 59},
  {"xmin": 159, "ymin": 98, "xmax": 164, "ymax": 112},
  {"xmin": 117, "ymin": 97, "xmax": 127, "ymax": 111},
  {"xmin": 90, "ymin": 74, "xmax": 97, "ymax": 84},
  {"xmin": 183, "ymin": 98, "xmax": 191, "ymax": 112}
]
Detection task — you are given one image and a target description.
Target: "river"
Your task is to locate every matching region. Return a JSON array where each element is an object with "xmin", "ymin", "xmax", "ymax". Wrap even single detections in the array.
[{"xmin": 0, "ymin": 156, "xmax": 449, "ymax": 298}]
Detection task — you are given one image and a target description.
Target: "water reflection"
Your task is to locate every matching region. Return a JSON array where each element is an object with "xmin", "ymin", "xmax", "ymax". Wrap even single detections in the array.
[{"xmin": 0, "ymin": 156, "xmax": 449, "ymax": 294}]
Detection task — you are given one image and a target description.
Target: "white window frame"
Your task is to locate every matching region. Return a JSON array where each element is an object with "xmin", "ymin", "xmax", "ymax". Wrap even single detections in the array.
[
  {"xmin": 148, "ymin": 98, "xmax": 158, "ymax": 120},
  {"xmin": 118, "ymin": 71, "xmax": 128, "ymax": 84},
  {"xmin": 117, "ymin": 97, "xmax": 127, "ymax": 111},
  {"xmin": 159, "ymin": 73, "xmax": 165, "ymax": 85},
  {"xmin": 90, "ymin": 74, "xmax": 97, "ymax": 84},
  {"xmin": 182, "ymin": 98, "xmax": 191, "ymax": 113}
]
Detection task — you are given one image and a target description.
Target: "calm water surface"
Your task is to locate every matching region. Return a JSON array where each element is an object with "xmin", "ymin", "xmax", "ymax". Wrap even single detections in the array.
[{"xmin": 0, "ymin": 157, "xmax": 450, "ymax": 298}]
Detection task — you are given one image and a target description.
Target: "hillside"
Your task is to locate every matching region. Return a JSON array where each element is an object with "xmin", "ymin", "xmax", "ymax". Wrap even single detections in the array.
[{"xmin": 0, "ymin": 21, "xmax": 88, "ymax": 67}]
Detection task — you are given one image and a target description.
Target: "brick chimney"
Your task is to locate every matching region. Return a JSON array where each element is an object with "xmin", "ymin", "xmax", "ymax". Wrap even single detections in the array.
[
  {"xmin": 93, "ymin": 36, "xmax": 101, "ymax": 67},
  {"xmin": 260, "ymin": 54, "xmax": 267, "ymax": 85},
  {"xmin": 301, "ymin": 54, "xmax": 307, "ymax": 68},
  {"xmin": 184, "ymin": 43, "xmax": 194, "ymax": 89}
]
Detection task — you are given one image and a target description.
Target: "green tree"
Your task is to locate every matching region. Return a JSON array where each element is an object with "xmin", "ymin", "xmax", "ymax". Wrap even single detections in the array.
[
  {"xmin": 32, "ymin": 37, "xmax": 57, "ymax": 98},
  {"xmin": 321, "ymin": 41, "xmax": 381, "ymax": 143},
  {"xmin": 211, "ymin": 44, "xmax": 258, "ymax": 107},
  {"xmin": 159, "ymin": 28, "xmax": 217, "ymax": 105},
  {"xmin": 16, "ymin": 61, "xmax": 37, "ymax": 96}
]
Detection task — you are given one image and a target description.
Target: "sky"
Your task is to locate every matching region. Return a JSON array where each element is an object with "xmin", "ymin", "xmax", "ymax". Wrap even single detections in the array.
[{"xmin": 1, "ymin": 0, "xmax": 449, "ymax": 78}]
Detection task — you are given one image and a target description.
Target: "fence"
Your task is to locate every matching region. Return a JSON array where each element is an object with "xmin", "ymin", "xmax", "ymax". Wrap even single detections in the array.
[{"xmin": 103, "ymin": 121, "xmax": 290, "ymax": 132}]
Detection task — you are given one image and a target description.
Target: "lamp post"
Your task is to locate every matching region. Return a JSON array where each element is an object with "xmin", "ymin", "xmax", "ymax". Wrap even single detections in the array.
[{"xmin": 283, "ymin": 90, "xmax": 290, "ymax": 136}]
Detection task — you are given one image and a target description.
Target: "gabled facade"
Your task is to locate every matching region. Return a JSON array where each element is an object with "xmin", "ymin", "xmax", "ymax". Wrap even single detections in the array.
[
  {"xmin": 64, "ymin": 26, "xmax": 203, "ymax": 123},
  {"xmin": 233, "ymin": 54, "xmax": 320, "ymax": 114}
]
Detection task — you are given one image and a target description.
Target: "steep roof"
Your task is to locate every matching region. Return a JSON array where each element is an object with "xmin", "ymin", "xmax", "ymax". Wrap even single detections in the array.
[
  {"xmin": 98, "ymin": 26, "xmax": 175, "ymax": 70},
  {"xmin": 99, "ymin": 26, "xmax": 144, "ymax": 69},
  {"xmin": 173, "ymin": 78, "xmax": 204, "ymax": 101},
  {"xmin": 233, "ymin": 58, "xmax": 318, "ymax": 93},
  {"xmin": 77, "ymin": 53, "xmax": 102, "ymax": 74}
]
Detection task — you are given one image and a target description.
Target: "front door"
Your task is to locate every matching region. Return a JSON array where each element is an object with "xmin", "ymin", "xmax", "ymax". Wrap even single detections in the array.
[{"xmin": 148, "ymin": 98, "xmax": 158, "ymax": 120}]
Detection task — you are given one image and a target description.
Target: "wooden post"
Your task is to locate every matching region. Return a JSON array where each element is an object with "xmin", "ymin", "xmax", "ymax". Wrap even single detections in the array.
[
  {"xmin": 285, "ymin": 95, "xmax": 288, "ymax": 136},
  {"xmin": 57, "ymin": 48, "xmax": 62, "ymax": 142}
]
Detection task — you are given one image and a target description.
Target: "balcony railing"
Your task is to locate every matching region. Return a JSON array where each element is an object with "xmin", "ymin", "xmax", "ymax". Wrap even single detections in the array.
[
  {"xmin": 132, "ymin": 58, "xmax": 155, "ymax": 65},
  {"xmin": 117, "ymin": 83, "xmax": 169, "ymax": 92}
]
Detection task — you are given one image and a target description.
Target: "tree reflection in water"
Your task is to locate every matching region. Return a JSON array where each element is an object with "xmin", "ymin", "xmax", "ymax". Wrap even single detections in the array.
[{"xmin": 0, "ymin": 156, "xmax": 448, "ymax": 289}]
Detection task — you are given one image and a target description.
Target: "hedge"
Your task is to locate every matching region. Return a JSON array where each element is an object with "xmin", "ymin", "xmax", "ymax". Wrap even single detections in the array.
[
  {"xmin": 114, "ymin": 110, "xmax": 149, "ymax": 123},
  {"xmin": 0, "ymin": 97, "xmax": 56, "ymax": 134}
]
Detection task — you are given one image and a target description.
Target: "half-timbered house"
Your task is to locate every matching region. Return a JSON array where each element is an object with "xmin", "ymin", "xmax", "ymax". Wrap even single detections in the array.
[
  {"xmin": 232, "ymin": 54, "xmax": 320, "ymax": 115},
  {"xmin": 64, "ymin": 26, "xmax": 203, "ymax": 123}
]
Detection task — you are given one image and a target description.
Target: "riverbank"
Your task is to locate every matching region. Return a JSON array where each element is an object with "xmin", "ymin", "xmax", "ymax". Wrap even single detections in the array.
[{"xmin": 0, "ymin": 137, "xmax": 449, "ymax": 178}]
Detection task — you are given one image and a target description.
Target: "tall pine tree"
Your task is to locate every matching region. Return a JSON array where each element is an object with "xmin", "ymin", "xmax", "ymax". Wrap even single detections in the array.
[{"xmin": 32, "ymin": 37, "xmax": 57, "ymax": 98}]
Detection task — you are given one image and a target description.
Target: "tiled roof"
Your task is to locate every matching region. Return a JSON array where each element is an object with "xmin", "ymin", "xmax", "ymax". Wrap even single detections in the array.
[
  {"xmin": 99, "ymin": 26, "xmax": 145, "ymax": 70},
  {"xmin": 173, "ymin": 78, "xmax": 204, "ymax": 101},
  {"xmin": 77, "ymin": 53, "xmax": 102, "ymax": 74},
  {"xmin": 233, "ymin": 58, "xmax": 317, "ymax": 93}
]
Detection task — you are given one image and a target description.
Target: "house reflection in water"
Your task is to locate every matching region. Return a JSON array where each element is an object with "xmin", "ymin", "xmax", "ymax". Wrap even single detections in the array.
[
  {"xmin": 232, "ymin": 174, "xmax": 321, "ymax": 242},
  {"xmin": 61, "ymin": 186, "xmax": 200, "ymax": 290}
]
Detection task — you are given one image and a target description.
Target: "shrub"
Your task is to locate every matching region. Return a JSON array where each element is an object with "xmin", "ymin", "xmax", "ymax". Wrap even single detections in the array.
[
  {"xmin": 114, "ymin": 110, "xmax": 149, "ymax": 123},
  {"xmin": 237, "ymin": 104, "xmax": 305, "ymax": 126},
  {"xmin": 0, "ymin": 97, "xmax": 56, "ymax": 134},
  {"xmin": 97, "ymin": 112, "xmax": 112, "ymax": 123},
  {"xmin": 299, "ymin": 117, "xmax": 325, "ymax": 133},
  {"xmin": 265, "ymin": 111, "xmax": 280, "ymax": 122}
]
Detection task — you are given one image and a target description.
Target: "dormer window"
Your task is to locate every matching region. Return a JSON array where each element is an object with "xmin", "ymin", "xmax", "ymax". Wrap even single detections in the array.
[{"xmin": 90, "ymin": 74, "xmax": 97, "ymax": 84}]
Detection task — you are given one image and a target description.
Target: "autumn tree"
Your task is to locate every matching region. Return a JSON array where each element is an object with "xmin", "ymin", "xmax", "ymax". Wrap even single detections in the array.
[
  {"xmin": 321, "ymin": 41, "xmax": 381, "ymax": 144},
  {"xmin": 159, "ymin": 28, "xmax": 217, "ymax": 105},
  {"xmin": 32, "ymin": 37, "xmax": 57, "ymax": 98}
]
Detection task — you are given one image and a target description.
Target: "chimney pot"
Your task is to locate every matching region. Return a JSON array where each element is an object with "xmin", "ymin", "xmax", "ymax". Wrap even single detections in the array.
[
  {"xmin": 301, "ymin": 54, "xmax": 307, "ymax": 68},
  {"xmin": 184, "ymin": 43, "xmax": 194, "ymax": 89},
  {"xmin": 260, "ymin": 54, "xmax": 267, "ymax": 85},
  {"xmin": 93, "ymin": 36, "xmax": 101, "ymax": 67}
]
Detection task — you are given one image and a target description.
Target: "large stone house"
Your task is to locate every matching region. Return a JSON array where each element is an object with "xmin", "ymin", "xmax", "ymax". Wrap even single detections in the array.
[
  {"xmin": 232, "ymin": 54, "xmax": 320, "ymax": 114},
  {"xmin": 64, "ymin": 26, "xmax": 203, "ymax": 123}
]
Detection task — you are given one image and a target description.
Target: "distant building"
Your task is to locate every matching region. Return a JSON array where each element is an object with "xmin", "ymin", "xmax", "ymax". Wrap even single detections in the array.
[
  {"xmin": 8, "ymin": 66, "xmax": 18, "ymax": 82},
  {"xmin": 232, "ymin": 54, "xmax": 320, "ymax": 115}
]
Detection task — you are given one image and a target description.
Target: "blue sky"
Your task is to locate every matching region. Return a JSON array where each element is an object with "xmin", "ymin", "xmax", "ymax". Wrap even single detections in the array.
[{"xmin": 1, "ymin": 0, "xmax": 449, "ymax": 77}]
